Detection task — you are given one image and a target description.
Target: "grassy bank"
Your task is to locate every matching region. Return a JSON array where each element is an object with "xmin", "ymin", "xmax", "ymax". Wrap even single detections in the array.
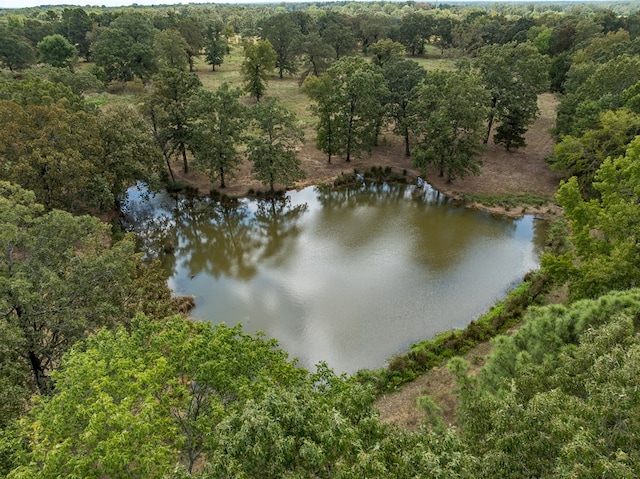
[{"xmin": 357, "ymin": 269, "xmax": 551, "ymax": 393}]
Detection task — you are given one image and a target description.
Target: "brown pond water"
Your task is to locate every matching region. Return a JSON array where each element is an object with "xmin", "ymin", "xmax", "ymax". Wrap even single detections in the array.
[{"xmin": 124, "ymin": 182, "xmax": 547, "ymax": 374}]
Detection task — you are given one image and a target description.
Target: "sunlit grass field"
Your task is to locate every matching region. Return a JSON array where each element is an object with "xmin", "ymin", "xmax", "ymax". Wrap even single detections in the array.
[{"xmin": 85, "ymin": 40, "xmax": 457, "ymax": 118}]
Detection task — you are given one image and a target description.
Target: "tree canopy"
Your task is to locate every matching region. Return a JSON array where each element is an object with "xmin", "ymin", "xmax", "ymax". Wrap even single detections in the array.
[
  {"xmin": 241, "ymin": 39, "xmax": 276, "ymax": 102},
  {"xmin": 92, "ymin": 12, "xmax": 157, "ymax": 83},
  {"xmin": 410, "ymin": 69, "xmax": 489, "ymax": 182},
  {"xmin": 247, "ymin": 97, "xmax": 306, "ymax": 192},
  {"xmin": 476, "ymin": 41, "xmax": 549, "ymax": 150},
  {"xmin": 0, "ymin": 182, "xmax": 173, "ymax": 427}
]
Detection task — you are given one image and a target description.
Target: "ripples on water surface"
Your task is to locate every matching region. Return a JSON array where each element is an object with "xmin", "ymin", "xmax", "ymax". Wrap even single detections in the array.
[{"xmin": 124, "ymin": 182, "xmax": 546, "ymax": 374}]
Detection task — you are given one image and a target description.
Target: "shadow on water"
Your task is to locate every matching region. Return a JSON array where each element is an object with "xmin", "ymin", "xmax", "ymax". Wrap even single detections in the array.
[{"xmin": 124, "ymin": 189, "xmax": 308, "ymax": 282}]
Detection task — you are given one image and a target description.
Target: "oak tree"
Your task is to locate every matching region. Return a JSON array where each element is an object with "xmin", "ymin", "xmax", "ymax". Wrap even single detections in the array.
[
  {"xmin": 247, "ymin": 97, "xmax": 305, "ymax": 192},
  {"xmin": 188, "ymin": 83, "xmax": 247, "ymax": 188},
  {"xmin": 410, "ymin": 70, "xmax": 489, "ymax": 182}
]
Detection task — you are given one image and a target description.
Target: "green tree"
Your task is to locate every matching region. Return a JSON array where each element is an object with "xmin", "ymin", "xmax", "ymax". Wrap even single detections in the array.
[
  {"xmin": 318, "ymin": 11, "xmax": 357, "ymax": 59},
  {"xmin": 0, "ymin": 73, "xmax": 87, "ymax": 112},
  {"xmin": 0, "ymin": 183, "xmax": 173, "ymax": 424},
  {"xmin": 92, "ymin": 12, "xmax": 157, "ymax": 83},
  {"xmin": 381, "ymin": 57, "xmax": 427, "ymax": 156},
  {"xmin": 188, "ymin": 83, "xmax": 247, "ymax": 188},
  {"xmin": 146, "ymin": 67, "xmax": 202, "ymax": 174},
  {"xmin": 8, "ymin": 314, "xmax": 308, "ymax": 477},
  {"xmin": 57, "ymin": 7, "xmax": 93, "ymax": 61},
  {"xmin": 545, "ymin": 137, "xmax": 640, "ymax": 300},
  {"xmin": 96, "ymin": 103, "xmax": 163, "ymax": 207},
  {"xmin": 0, "ymin": 100, "xmax": 105, "ymax": 211},
  {"xmin": 453, "ymin": 289, "xmax": 640, "ymax": 477},
  {"xmin": 354, "ymin": 12, "xmax": 391, "ymax": 53},
  {"xmin": 0, "ymin": 27, "xmax": 35, "ymax": 72},
  {"xmin": 432, "ymin": 12, "xmax": 458, "ymax": 54},
  {"xmin": 550, "ymin": 108, "xmax": 640, "ymax": 196},
  {"xmin": 368, "ymin": 38, "xmax": 405, "ymax": 67},
  {"xmin": 19, "ymin": 19, "xmax": 55, "ymax": 49},
  {"xmin": 36, "ymin": 34, "xmax": 77, "ymax": 69},
  {"xmin": 306, "ymin": 56, "xmax": 386, "ymax": 163},
  {"xmin": 203, "ymin": 22, "xmax": 227, "ymax": 71},
  {"xmin": 556, "ymin": 55, "xmax": 640, "ymax": 137},
  {"xmin": 303, "ymin": 73, "xmax": 340, "ymax": 163},
  {"xmin": 410, "ymin": 70, "xmax": 489, "ymax": 182},
  {"xmin": 298, "ymin": 32, "xmax": 335, "ymax": 84},
  {"xmin": 397, "ymin": 11, "xmax": 432, "ymax": 56},
  {"xmin": 476, "ymin": 41, "xmax": 549, "ymax": 149},
  {"xmin": 260, "ymin": 12, "xmax": 302, "ymax": 79},
  {"xmin": 241, "ymin": 39, "xmax": 276, "ymax": 101},
  {"xmin": 0, "ymin": 76, "xmax": 149, "ymax": 212},
  {"xmin": 176, "ymin": 17, "xmax": 205, "ymax": 72},
  {"xmin": 22, "ymin": 65, "xmax": 104, "ymax": 95},
  {"xmin": 247, "ymin": 97, "xmax": 305, "ymax": 192},
  {"xmin": 154, "ymin": 28, "xmax": 189, "ymax": 71}
]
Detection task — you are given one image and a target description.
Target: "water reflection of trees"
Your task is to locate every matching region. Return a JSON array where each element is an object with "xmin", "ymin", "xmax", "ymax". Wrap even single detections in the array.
[
  {"xmin": 313, "ymin": 183, "xmax": 409, "ymax": 250},
  {"xmin": 315, "ymin": 182, "xmax": 521, "ymax": 271},
  {"xmin": 178, "ymin": 197, "xmax": 258, "ymax": 281},
  {"xmin": 253, "ymin": 196, "xmax": 308, "ymax": 266},
  {"xmin": 126, "ymin": 192, "xmax": 308, "ymax": 281},
  {"xmin": 408, "ymin": 205, "xmax": 519, "ymax": 272}
]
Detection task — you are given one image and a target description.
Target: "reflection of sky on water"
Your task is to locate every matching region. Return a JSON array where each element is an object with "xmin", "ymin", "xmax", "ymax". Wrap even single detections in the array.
[{"xmin": 127, "ymin": 183, "xmax": 545, "ymax": 374}]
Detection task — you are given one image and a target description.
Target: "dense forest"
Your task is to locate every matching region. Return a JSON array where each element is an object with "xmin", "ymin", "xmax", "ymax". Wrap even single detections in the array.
[{"xmin": 1, "ymin": 1, "xmax": 640, "ymax": 477}]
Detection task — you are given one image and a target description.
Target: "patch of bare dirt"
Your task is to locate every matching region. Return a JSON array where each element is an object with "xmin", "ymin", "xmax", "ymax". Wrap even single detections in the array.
[
  {"xmin": 375, "ymin": 341, "xmax": 492, "ymax": 431},
  {"xmin": 173, "ymin": 93, "xmax": 562, "ymax": 219},
  {"xmin": 425, "ymin": 93, "xmax": 564, "ymax": 218}
]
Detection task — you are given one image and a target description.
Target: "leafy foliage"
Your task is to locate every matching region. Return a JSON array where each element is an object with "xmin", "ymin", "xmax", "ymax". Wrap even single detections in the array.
[
  {"xmin": 36, "ymin": 34, "xmax": 76, "ymax": 69},
  {"xmin": 0, "ymin": 183, "xmax": 173, "ymax": 426},
  {"xmin": 241, "ymin": 39, "xmax": 276, "ymax": 102},
  {"xmin": 0, "ymin": 26, "xmax": 35, "ymax": 72},
  {"xmin": 92, "ymin": 12, "xmax": 157, "ymax": 83},
  {"xmin": 476, "ymin": 41, "xmax": 549, "ymax": 150},
  {"xmin": 154, "ymin": 28, "xmax": 190, "ymax": 71},
  {"xmin": 304, "ymin": 56, "xmax": 386, "ymax": 163},
  {"xmin": 0, "ymin": 77, "xmax": 161, "ymax": 212},
  {"xmin": 145, "ymin": 67, "xmax": 202, "ymax": 174},
  {"xmin": 203, "ymin": 22, "xmax": 227, "ymax": 71},
  {"xmin": 545, "ymin": 137, "xmax": 640, "ymax": 299},
  {"xmin": 7, "ymin": 315, "xmax": 390, "ymax": 478},
  {"xmin": 260, "ymin": 12, "xmax": 303, "ymax": 79},
  {"xmin": 410, "ymin": 69, "xmax": 489, "ymax": 182},
  {"xmin": 550, "ymin": 108, "xmax": 640, "ymax": 196},
  {"xmin": 247, "ymin": 97, "xmax": 306, "ymax": 192},
  {"xmin": 188, "ymin": 83, "xmax": 247, "ymax": 188},
  {"xmin": 453, "ymin": 289, "xmax": 640, "ymax": 477},
  {"xmin": 380, "ymin": 57, "xmax": 426, "ymax": 156}
]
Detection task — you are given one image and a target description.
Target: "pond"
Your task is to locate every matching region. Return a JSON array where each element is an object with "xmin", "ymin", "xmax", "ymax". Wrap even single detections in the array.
[{"xmin": 124, "ymin": 182, "xmax": 547, "ymax": 374}]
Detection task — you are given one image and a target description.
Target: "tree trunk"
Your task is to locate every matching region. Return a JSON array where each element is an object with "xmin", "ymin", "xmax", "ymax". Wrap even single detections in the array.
[
  {"xmin": 150, "ymin": 108, "xmax": 176, "ymax": 185},
  {"xmin": 485, "ymin": 96, "xmax": 498, "ymax": 144},
  {"xmin": 346, "ymin": 101, "xmax": 355, "ymax": 162},
  {"xmin": 181, "ymin": 143, "xmax": 189, "ymax": 174},
  {"xmin": 404, "ymin": 128, "xmax": 410, "ymax": 157},
  {"xmin": 28, "ymin": 350, "xmax": 52, "ymax": 395},
  {"xmin": 219, "ymin": 166, "xmax": 226, "ymax": 188}
]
